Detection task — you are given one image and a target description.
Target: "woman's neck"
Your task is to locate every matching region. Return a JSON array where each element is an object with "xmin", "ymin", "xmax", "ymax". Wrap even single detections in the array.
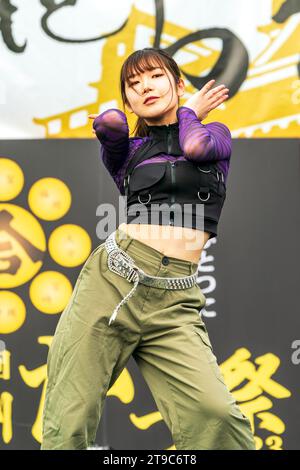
[{"xmin": 143, "ymin": 106, "xmax": 179, "ymax": 127}]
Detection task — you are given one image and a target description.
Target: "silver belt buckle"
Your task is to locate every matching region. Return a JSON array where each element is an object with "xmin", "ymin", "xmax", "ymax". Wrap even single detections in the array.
[
  {"xmin": 118, "ymin": 255, "xmax": 139, "ymax": 282},
  {"xmin": 107, "ymin": 249, "xmax": 139, "ymax": 282}
]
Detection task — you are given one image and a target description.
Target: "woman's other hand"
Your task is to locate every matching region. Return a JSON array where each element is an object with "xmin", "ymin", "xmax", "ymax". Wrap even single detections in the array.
[
  {"xmin": 183, "ymin": 80, "xmax": 229, "ymax": 121},
  {"xmin": 88, "ymin": 114, "xmax": 98, "ymax": 136}
]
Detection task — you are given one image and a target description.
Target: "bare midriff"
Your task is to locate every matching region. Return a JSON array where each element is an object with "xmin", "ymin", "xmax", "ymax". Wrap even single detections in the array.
[{"xmin": 118, "ymin": 223, "xmax": 211, "ymax": 264}]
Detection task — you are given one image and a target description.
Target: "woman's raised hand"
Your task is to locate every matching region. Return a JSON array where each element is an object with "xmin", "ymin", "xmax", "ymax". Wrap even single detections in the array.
[
  {"xmin": 183, "ymin": 80, "xmax": 229, "ymax": 121},
  {"xmin": 88, "ymin": 114, "xmax": 98, "ymax": 136}
]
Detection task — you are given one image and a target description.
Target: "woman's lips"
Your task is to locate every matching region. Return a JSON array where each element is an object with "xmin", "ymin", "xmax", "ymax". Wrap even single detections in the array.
[{"xmin": 144, "ymin": 97, "xmax": 159, "ymax": 105}]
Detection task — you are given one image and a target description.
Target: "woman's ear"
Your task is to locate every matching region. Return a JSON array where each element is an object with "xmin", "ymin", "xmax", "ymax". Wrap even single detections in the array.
[{"xmin": 177, "ymin": 78, "xmax": 185, "ymax": 98}]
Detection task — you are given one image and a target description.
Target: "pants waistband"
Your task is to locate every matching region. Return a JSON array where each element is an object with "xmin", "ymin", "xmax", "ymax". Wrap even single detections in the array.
[{"xmin": 115, "ymin": 227, "xmax": 199, "ymax": 276}]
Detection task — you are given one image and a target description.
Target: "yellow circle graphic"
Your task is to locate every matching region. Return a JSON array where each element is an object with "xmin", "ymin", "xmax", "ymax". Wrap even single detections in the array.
[
  {"xmin": 0, "ymin": 203, "xmax": 46, "ymax": 288},
  {"xmin": 0, "ymin": 291, "xmax": 26, "ymax": 334},
  {"xmin": 0, "ymin": 158, "xmax": 24, "ymax": 201},
  {"xmin": 28, "ymin": 177, "xmax": 72, "ymax": 221},
  {"xmin": 48, "ymin": 224, "xmax": 92, "ymax": 267},
  {"xmin": 29, "ymin": 271, "xmax": 73, "ymax": 314}
]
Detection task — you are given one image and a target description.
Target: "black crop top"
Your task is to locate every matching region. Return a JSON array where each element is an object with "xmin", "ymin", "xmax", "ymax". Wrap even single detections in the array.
[
  {"xmin": 123, "ymin": 123, "xmax": 228, "ymax": 239},
  {"xmin": 93, "ymin": 106, "xmax": 232, "ymax": 239}
]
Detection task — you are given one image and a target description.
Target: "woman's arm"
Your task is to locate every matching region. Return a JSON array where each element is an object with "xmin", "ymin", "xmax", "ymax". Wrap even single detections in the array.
[
  {"xmin": 176, "ymin": 106, "xmax": 232, "ymax": 162},
  {"xmin": 93, "ymin": 108, "xmax": 130, "ymax": 176}
]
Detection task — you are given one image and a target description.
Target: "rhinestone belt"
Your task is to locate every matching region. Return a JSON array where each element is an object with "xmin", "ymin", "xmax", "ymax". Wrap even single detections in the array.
[{"xmin": 104, "ymin": 230, "xmax": 198, "ymax": 325}]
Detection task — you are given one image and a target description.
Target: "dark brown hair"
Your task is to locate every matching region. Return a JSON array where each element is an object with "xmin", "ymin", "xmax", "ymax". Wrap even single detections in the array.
[{"xmin": 120, "ymin": 48, "xmax": 182, "ymax": 137}]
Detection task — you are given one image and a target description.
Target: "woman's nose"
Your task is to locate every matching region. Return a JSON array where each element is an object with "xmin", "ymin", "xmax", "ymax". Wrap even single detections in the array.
[
  {"xmin": 142, "ymin": 84, "xmax": 153, "ymax": 96},
  {"xmin": 142, "ymin": 76, "xmax": 154, "ymax": 90}
]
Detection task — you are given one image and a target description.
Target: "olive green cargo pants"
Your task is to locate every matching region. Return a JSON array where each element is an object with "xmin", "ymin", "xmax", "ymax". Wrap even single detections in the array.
[{"xmin": 41, "ymin": 227, "xmax": 256, "ymax": 450}]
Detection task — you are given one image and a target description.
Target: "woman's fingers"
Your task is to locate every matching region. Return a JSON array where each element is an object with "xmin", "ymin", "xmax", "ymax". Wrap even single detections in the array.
[
  {"xmin": 211, "ymin": 94, "xmax": 229, "ymax": 109},
  {"xmin": 89, "ymin": 114, "xmax": 97, "ymax": 135},
  {"xmin": 199, "ymin": 79, "xmax": 216, "ymax": 95},
  {"xmin": 208, "ymin": 88, "xmax": 229, "ymax": 102},
  {"xmin": 207, "ymin": 84, "xmax": 227, "ymax": 97}
]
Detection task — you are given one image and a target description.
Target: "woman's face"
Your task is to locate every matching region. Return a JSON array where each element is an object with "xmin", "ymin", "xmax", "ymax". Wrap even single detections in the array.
[{"xmin": 124, "ymin": 64, "xmax": 185, "ymax": 123}]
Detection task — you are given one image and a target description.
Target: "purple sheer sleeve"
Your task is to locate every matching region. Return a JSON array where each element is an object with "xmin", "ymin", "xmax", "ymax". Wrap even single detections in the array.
[
  {"xmin": 176, "ymin": 106, "xmax": 232, "ymax": 163},
  {"xmin": 93, "ymin": 108, "xmax": 130, "ymax": 176},
  {"xmin": 93, "ymin": 108, "xmax": 145, "ymax": 194}
]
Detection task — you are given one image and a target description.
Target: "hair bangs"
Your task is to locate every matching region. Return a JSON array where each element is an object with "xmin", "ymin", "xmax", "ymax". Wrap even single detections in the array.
[{"xmin": 123, "ymin": 51, "xmax": 166, "ymax": 85}]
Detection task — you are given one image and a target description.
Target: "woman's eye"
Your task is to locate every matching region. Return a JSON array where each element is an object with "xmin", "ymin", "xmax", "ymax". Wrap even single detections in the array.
[{"xmin": 129, "ymin": 73, "xmax": 163, "ymax": 86}]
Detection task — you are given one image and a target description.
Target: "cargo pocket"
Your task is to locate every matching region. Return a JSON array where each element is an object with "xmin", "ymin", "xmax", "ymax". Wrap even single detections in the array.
[
  {"xmin": 128, "ymin": 162, "xmax": 167, "ymax": 206},
  {"xmin": 193, "ymin": 323, "xmax": 227, "ymax": 386},
  {"xmin": 129, "ymin": 162, "xmax": 167, "ymax": 192}
]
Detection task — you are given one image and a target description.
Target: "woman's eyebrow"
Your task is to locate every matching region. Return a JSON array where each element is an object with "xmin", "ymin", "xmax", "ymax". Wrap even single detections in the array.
[{"xmin": 128, "ymin": 67, "xmax": 163, "ymax": 80}]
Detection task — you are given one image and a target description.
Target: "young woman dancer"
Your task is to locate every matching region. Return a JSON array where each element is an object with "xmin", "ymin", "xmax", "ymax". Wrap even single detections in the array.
[{"xmin": 41, "ymin": 48, "xmax": 256, "ymax": 450}]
